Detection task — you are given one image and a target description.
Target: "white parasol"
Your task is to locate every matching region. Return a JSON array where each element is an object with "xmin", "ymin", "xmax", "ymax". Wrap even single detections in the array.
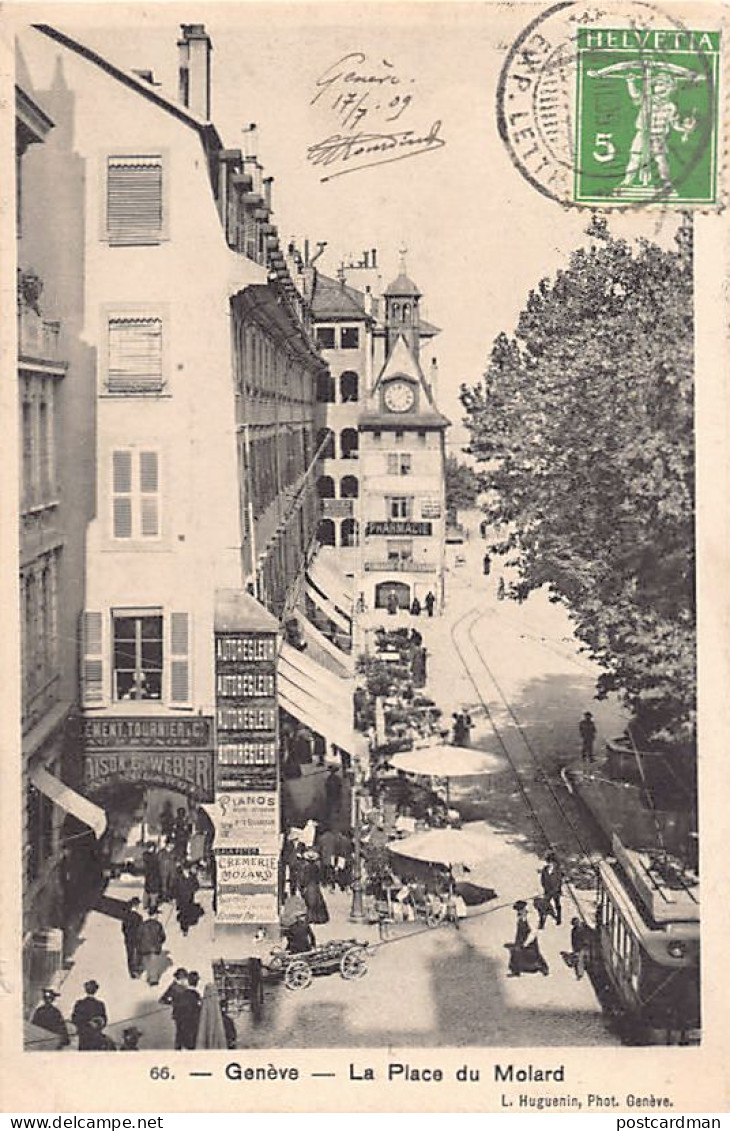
[
  {"xmin": 388, "ymin": 826, "xmax": 492, "ymax": 867},
  {"xmin": 389, "ymin": 745, "xmax": 501, "ymax": 778}
]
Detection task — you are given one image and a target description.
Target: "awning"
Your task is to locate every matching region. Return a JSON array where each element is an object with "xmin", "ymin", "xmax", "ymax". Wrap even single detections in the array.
[
  {"xmin": 305, "ymin": 579, "xmax": 351, "ymax": 635},
  {"xmin": 307, "ymin": 550, "xmax": 353, "ymax": 619},
  {"xmin": 278, "ymin": 644, "xmax": 366, "ymax": 760},
  {"xmin": 294, "ymin": 612, "xmax": 354, "ymax": 677},
  {"xmin": 31, "ymin": 766, "xmax": 107, "ymax": 838}
]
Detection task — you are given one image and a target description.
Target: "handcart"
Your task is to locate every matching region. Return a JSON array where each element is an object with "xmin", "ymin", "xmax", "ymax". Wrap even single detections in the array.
[{"xmin": 267, "ymin": 938, "xmax": 372, "ymax": 991}]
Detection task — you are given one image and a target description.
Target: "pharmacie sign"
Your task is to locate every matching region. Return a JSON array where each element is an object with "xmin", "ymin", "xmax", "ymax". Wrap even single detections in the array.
[{"xmin": 365, "ymin": 520, "xmax": 433, "ymax": 536}]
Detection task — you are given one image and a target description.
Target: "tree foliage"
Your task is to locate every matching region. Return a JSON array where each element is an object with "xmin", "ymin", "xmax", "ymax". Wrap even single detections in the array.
[
  {"xmin": 445, "ymin": 455, "xmax": 481, "ymax": 516},
  {"xmin": 461, "ymin": 221, "xmax": 695, "ymax": 750}
]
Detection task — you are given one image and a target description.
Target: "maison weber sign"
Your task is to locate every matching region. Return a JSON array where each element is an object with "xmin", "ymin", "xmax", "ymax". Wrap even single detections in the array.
[
  {"xmin": 365, "ymin": 520, "xmax": 433, "ymax": 537},
  {"xmin": 82, "ymin": 717, "xmax": 215, "ymax": 801}
]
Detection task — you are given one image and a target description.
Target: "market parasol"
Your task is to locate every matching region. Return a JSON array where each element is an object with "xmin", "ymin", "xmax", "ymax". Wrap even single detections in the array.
[
  {"xmin": 388, "ymin": 745, "xmax": 501, "ymax": 778},
  {"xmin": 388, "ymin": 826, "xmax": 492, "ymax": 867}
]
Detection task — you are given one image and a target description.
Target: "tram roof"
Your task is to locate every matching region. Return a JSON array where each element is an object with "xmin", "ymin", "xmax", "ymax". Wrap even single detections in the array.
[{"xmin": 611, "ymin": 835, "xmax": 700, "ymax": 924}]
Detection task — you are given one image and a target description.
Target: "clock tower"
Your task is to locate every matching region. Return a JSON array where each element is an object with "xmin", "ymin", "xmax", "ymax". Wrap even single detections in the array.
[{"xmin": 357, "ymin": 274, "xmax": 450, "ymax": 612}]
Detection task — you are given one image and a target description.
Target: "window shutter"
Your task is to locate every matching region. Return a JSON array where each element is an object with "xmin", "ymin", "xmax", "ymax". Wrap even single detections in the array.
[
  {"xmin": 108, "ymin": 318, "xmax": 163, "ymax": 393},
  {"xmin": 107, "ymin": 156, "xmax": 162, "ymax": 245},
  {"xmin": 81, "ymin": 611, "xmax": 104, "ymax": 705},
  {"xmin": 169, "ymin": 613, "xmax": 190, "ymax": 704},
  {"xmin": 112, "ymin": 451, "xmax": 133, "ymax": 538},
  {"xmin": 139, "ymin": 451, "xmax": 160, "ymax": 537}
]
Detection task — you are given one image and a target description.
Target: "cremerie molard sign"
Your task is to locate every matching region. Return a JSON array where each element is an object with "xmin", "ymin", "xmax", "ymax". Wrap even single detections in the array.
[
  {"xmin": 215, "ymin": 632, "xmax": 278, "ymax": 791},
  {"xmin": 365, "ymin": 520, "xmax": 433, "ymax": 537},
  {"xmin": 83, "ymin": 717, "xmax": 215, "ymax": 801}
]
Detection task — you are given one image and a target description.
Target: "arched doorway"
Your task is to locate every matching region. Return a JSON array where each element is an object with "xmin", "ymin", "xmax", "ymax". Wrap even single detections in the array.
[
  {"xmin": 340, "ymin": 518, "xmax": 358, "ymax": 547},
  {"xmin": 317, "ymin": 475, "xmax": 335, "ymax": 498},
  {"xmin": 340, "ymin": 474, "xmax": 359, "ymax": 498},
  {"xmin": 340, "ymin": 370, "xmax": 359, "ymax": 403},
  {"xmin": 341, "ymin": 428, "xmax": 358, "ymax": 460},
  {"xmin": 317, "ymin": 519, "xmax": 336, "ymax": 546},
  {"xmin": 375, "ymin": 581, "xmax": 410, "ymax": 609}
]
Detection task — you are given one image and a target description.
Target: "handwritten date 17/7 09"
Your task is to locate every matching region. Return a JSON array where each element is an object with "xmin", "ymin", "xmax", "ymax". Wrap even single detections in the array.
[{"xmin": 306, "ymin": 120, "xmax": 446, "ymax": 181}]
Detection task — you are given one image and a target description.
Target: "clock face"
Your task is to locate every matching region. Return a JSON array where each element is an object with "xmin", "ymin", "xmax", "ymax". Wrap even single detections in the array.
[{"xmin": 384, "ymin": 381, "xmax": 415, "ymax": 413}]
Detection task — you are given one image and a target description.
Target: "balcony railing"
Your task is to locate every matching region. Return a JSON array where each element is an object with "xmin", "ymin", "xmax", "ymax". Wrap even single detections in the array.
[
  {"xmin": 363, "ymin": 560, "xmax": 437, "ymax": 573},
  {"xmin": 18, "ymin": 298, "xmax": 61, "ymax": 365}
]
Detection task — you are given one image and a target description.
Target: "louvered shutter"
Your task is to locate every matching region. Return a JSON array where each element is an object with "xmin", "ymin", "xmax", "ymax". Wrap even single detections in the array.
[
  {"xmin": 108, "ymin": 319, "xmax": 163, "ymax": 393},
  {"xmin": 112, "ymin": 451, "xmax": 133, "ymax": 538},
  {"xmin": 387, "ymin": 452, "xmax": 399, "ymax": 475},
  {"xmin": 169, "ymin": 613, "xmax": 190, "ymax": 704},
  {"xmin": 107, "ymin": 156, "xmax": 162, "ymax": 245},
  {"xmin": 139, "ymin": 451, "xmax": 160, "ymax": 537},
  {"xmin": 81, "ymin": 611, "xmax": 104, "ymax": 705}
]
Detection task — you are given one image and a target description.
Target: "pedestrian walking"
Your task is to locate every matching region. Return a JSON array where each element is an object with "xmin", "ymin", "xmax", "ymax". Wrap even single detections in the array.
[
  {"xmin": 539, "ymin": 852, "xmax": 564, "ymax": 926},
  {"xmin": 483, "ymin": 552, "xmax": 491, "ymax": 576},
  {"xmin": 159, "ymin": 799, "xmax": 175, "ymax": 840},
  {"xmin": 497, "ymin": 576, "xmax": 505, "ymax": 600},
  {"xmin": 410, "ymin": 595, "xmax": 421, "ymax": 616},
  {"xmin": 157, "ymin": 839, "xmax": 177, "ymax": 902},
  {"xmin": 176, "ymin": 865, "xmax": 202, "ymax": 936},
  {"xmin": 121, "ymin": 895, "xmax": 143, "ymax": 978},
  {"xmin": 424, "ymin": 590, "xmax": 436, "ymax": 617},
  {"xmin": 568, "ymin": 917, "xmax": 592, "ymax": 980},
  {"xmin": 579, "ymin": 711, "xmax": 597, "ymax": 763},
  {"xmin": 387, "ymin": 589, "xmax": 399, "ymax": 616},
  {"xmin": 301, "ymin": 850, "xmax": 330, "ymax": 924},
  {"xmin": 138, "ymin": 910, "xmax": 167, "ymax": 986},
  {"xmin": 31, "ymin": 988, "xmax": 70, "ymax": 1049},
  {"xmin": 452, "ymin": 709, "xmax": 473, "ymax": 747},
  {"xmin": 178, "ymin": 971, "xmax": 202, "ymax": 1050},
  {"xmin": 506, "ymin": 900, "xmax": 549, "ymax": 977},
  {"xmin": 325, "ymin": 766, "xmax": 343, "ymax": 825},
  {"xmin": 160, "ymin": 968, "xmax": 189, "ymax": 1050},
  {"xmin": 172, "ymin": 808, "xmax": 192, "ymax": 863},
  {"xmin": 71, "ymin": 981, "xmax": 108, "ymax": 1050},
  {"xmin": 316, "ymin": 825, "xmax": 337, "ymax": 890},
  {"xmin": 142, "ymin": 842, "xmax": 161, "ymax": 913}
]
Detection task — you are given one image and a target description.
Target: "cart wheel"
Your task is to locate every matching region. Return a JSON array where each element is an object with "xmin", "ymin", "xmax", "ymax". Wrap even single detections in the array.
[
  {"xmin": 340, "ymin": 947, "xmax": 368, "ymax": 981},
  {"xmin": 284, "ymin": 959, "xmax": 313, "ymax": 991}
]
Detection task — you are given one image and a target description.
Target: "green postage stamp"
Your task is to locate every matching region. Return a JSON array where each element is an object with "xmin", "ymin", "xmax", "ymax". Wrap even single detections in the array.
[{"xmin": 574, "ymin": 28, "xmax": 720, "ymax": 204}]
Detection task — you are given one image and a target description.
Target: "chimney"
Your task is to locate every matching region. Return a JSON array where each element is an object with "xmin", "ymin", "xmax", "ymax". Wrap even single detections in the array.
[
  {"xmin": 429, "ymin": 357, "xmax": 439, "ymax": 401},
  {"xmin": 371, "ymin": 248, "xmax": 377, "ymax": 268},
  {"xmin": 178, "ymin": 24, "xmax": 212, "ymax": 120},
  {"xmin": 263, "ymin": 176, "xmax": 273, "ymax": 212}
]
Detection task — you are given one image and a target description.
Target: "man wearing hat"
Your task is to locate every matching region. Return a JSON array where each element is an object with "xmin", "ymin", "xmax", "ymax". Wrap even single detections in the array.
[
  {"xmin": 71, "ymin": 981, "xmax": 107, "ymax": 1050},
  {"xmin": 159, "ymin": 968, "xmax": 189, "ymax": 1050},
  {"xmin": 138, "ymin": 909, "xmax": 167, "ymax": 985},
  {"xmin": 120, "ymin": 1026, "xmax": 143, "ymax": 1051},
  {"xmin": 539, "ymin": 852, "xmax": 564, "ymax": 927},
  {"xmin": 31, "ymin": 988, "xmax": 70, "ymax": 1049},
  {"xmin": 507, "ymin": 900, "xmax": 549, "ymax": 977},
  {"xmin": 121, "ymin": 896, "xmax": 143, "ymax": 978}
]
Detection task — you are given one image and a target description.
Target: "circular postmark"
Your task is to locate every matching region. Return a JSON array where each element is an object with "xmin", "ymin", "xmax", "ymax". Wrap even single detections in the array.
[{"xmin": 497, "ymin": 1, "xmax": 720, "ymax": 209}]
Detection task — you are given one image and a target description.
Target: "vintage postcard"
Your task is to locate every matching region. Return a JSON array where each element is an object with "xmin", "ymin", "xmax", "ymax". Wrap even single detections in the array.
[{"xmin": 1, "ymin": 0, "xmax": 728, "ymax": 1114}]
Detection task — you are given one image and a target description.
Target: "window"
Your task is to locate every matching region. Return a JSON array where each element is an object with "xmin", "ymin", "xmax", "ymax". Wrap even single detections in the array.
[
  {"xmin": 113, "ymin": 612, "xmax": 163, "ymax": 700},
  {"xmin": 316, "ymin": 326, "xmax": 336, "ymax": 350},
  {"xmin": 108, "ymin": 317, "xmax": 163, "ymax": 393},
  {"xmin": 107, "ymin": 155, "xmax": 163, "ymax": 244},
  {"xmin": 340, "ymin": 370, "xmax": 359, "ymax": 402},
  {"xmin": 22, "ymin": 400, "xmax": 33, "ymax": 506},
  {"xmin": 388, "ymin": 496, "xmax": 413, "ymax": 519},
  {"xmin": 112, "ymin": 450, "xmax": 160, "ymax": 539},
  {"xmin": 387, "ymin": 539, "xmax": 413, "ymax": 562},
  {"xmin": 387, "ymin": 452, "xmax": 411, "ymax": 475},
  {"xmin": 341, "ymin": 326, "xmax": 360, "ymax": 350}
]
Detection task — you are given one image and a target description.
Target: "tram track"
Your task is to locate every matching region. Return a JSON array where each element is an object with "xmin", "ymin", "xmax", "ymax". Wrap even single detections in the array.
[{"xmin": 449, "ymin": 605, "xmax": 603, "ymax": 918}]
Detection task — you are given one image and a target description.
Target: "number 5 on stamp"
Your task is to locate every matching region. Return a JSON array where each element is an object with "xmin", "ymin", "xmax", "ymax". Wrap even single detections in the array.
[{"xmin": 574, "ymin": 28, "xmax": 720, "ymax": 205}]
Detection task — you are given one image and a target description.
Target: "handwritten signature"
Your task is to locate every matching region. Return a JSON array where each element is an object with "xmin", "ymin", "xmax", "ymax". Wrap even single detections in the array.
[{"xmin": 308, "ymin": 121, "xmax": 445, "ymax": 181}]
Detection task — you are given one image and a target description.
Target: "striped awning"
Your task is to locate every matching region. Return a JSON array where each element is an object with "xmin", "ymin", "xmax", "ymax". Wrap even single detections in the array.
[
  {"xmin": 31, "ymin": 766, "xmax": 107, "ymax": 839},
  {"xmin": 278, "ymin": 644, "xmax": 365, "ymax": 759}
]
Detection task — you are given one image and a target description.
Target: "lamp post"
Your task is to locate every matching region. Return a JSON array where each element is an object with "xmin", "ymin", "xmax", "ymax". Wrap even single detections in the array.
[{"xmin": 349, "ymin": 759, "xmax": 366, "ymax": 922}]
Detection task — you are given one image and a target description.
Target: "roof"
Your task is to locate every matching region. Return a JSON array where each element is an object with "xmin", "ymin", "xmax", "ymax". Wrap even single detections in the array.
[
  {"xmin": 363, "ymin": 333, "xmax": 450, "ymax": 429},
  {"xmin": 385, "ymin": 272, "xmax": 421, "ymax": 297},
  {"xmin": 34, "ymin": 25, "xmax": 223, "ymax": 150},
  {"xmin": 359, "ymin": 409, "xmax": 450, "ymax": 430},
  {"xmin": 310, "ymin": 272, "xmax": 370, "ymax": 321},
  {"xmin": 215, "ymin": 589, "xmax": 280, "ymax": 634}
]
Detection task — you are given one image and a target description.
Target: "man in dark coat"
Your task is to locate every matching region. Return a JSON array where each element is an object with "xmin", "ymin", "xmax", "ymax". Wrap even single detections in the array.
[
  {"xmin": 159, "ymin": 968, "xmax": 189, "ymax": 1050},
  {"xmin": 142, "ymin": 842, "xmax": 161, "ymax": 913},
  {"xmin": 157, "ymin": 839, "xmax": 178, "ymax": 903},
  {"xmin": 178, "ymin": 971, "xmax": 202, "ymax": 1050},
  {"xmin": 285, "ymin": 915, "xmax": 316, "ymax": 954},
  {"xmin": 138, "ymin": 911, "xmax": 166, "ymax": 985},
  {"xmin": 175, "ymin": 865, "xmax": 201, "ymax": 936},
  {"xmin": 32, "ymin": 988, "xmax": 70, "ymax": 1048},
  {"xmin": 539, "ymin": 852, "xmax": 564, "ymax": 926},
  {"xmin": 121, "ymin": 896, "xmax": 143, "ymax": 977},
  {"xmin": 579, "ymin": 711, "xmax": 597, "ymax": 763},
  {"xmin": 71, "ymin": 981, "xmax": 108, "ymax": 1050},
  {"xmin": 172, "ymin": 808, "xmax": 192, "ymax": 863},
  {"xmin": 424, "ymin": 590, "xmax": 436, "ymax": 617}
]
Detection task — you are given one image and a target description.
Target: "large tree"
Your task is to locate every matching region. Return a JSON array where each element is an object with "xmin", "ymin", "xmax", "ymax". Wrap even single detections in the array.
[
  {"xmin": 461, "ymin": 219, "xmax": 695, "ymax": 750},
  {"xmin": 444, "ymin": 455, "xmax": 481, "ymax": 516}
]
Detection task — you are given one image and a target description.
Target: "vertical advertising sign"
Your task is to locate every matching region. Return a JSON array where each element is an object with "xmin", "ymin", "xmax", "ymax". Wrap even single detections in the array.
[{"xmin": 214, "ymin": 629, "xmax": 280, "ymax": 923}]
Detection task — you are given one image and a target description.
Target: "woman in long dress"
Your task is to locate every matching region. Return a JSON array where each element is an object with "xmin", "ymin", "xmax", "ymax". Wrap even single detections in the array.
[
  {"xmin": 507, "ymin": 900, "xmax": 549, "ymax": 976},
  {"xmin": 301, "ymin": 852, "xmax": 330, "ymax": 925}
]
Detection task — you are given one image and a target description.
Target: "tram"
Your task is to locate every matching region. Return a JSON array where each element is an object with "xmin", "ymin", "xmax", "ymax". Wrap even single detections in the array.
[{"xmin": 594, "ymin": 834, "xmax": 700, "ymax": 1045}]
